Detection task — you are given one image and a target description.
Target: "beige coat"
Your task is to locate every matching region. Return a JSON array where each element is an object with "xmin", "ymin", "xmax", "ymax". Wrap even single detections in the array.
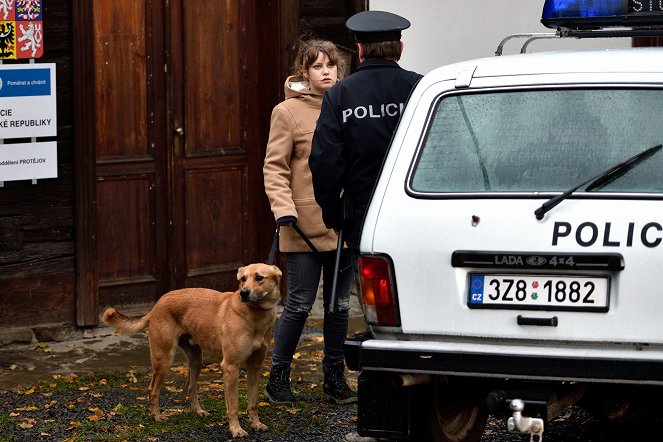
[{"xmin": 263, "ymin": 76, "xmax": 339, "ymax": 253}]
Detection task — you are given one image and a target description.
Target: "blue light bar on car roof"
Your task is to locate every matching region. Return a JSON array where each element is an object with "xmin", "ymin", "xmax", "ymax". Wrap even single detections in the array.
[{"xmin": 542, "ymin": 0, "xmax": 663, "ymax": 30}]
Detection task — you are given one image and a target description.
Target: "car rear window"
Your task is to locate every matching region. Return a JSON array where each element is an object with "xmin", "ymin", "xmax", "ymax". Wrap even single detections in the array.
[{"xmin": 409, "ymin": 88, "xmax": 663, "ymax": 194}]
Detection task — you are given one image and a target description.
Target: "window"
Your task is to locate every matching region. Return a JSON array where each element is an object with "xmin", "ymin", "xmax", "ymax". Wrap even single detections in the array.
[{"xmin": 410, "ymin": 89, "xmax": 663, "ymax": 194}]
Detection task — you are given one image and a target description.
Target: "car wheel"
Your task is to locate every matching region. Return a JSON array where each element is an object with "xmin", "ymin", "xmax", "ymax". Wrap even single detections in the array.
[{"xmin": 430, "ymin": 383, "xmax": 488, "ymax": 442}]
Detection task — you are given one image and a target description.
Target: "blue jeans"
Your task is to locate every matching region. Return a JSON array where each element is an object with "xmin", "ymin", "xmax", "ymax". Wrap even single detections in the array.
[{"xmin": 271, "ymin": 250, "xmax": 353, "ymax": 367}]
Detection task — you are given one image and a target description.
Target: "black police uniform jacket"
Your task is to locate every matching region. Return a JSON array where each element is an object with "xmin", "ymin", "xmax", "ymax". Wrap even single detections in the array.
[{"xmin": 309, "ymin": 58, "xmax": 422, "ymax": 250}]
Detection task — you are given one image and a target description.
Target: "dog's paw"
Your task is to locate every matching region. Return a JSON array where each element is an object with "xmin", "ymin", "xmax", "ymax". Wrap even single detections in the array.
[
  {"xmin": 194, "ymin": 409, "xmax": 210, "ymax": 418},
  {"xmin": 152, "ymin": 413, "xmax": 168, "ymax": 422},
  {"xmin": 230, "ymin": 425, "xmax": 248, "ymax": 438},
  {"xmin": 251, "ymin": 420, "xmax": 268, "ymax": 432}
]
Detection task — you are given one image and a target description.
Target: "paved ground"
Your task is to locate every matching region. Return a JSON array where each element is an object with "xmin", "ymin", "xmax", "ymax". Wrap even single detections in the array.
[{"xmin": 1, "ymin": 327, "xmax": 158, "ymax": 391}]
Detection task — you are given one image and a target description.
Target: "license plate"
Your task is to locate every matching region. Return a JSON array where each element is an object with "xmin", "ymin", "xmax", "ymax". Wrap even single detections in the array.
[{"xmin": 468, "ymin": 274, "xmax": 609, "ymax": 312}]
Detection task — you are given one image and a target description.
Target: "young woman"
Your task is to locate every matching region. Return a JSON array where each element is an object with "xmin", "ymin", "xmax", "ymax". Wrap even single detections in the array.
[{"xmin": 263, "ymin": 39, "xmax": 355, "ymax": 404}]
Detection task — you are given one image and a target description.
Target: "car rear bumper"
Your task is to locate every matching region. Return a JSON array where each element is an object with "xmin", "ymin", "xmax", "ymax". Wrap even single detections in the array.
[{"xmin": 344, "ymin": 333, "xmax": 663, "ymax": 384}]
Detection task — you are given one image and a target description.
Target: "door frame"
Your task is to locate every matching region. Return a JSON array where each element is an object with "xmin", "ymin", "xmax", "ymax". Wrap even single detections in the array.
[{"xmin": 73, "ymin": 0, "xmax": 97, "ymax": 326}]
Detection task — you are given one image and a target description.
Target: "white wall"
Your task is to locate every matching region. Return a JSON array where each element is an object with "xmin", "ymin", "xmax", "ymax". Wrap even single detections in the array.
[{"xmin": 370, "ymin": 1, "xmax": 630, "ymax": 74}]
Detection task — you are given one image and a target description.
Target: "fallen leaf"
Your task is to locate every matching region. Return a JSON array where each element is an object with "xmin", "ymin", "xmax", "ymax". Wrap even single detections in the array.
[
  {"xmin": 18, "ymin": 419, "xmax": 36, "ymax": 429},
  {"xmin": 38, "ymin": 342, "xmax": 53, "ymax": 353},
  {"xmin": 170, "ymin": 365, "xmax": 188, "ymax": 375},
  {"xmin": 87, "ymin": 407, "xmax": 105, "ymax": 421},
  {"xmin": 56, "ymin": 374, "xmax": 78, "ymax": 383}
]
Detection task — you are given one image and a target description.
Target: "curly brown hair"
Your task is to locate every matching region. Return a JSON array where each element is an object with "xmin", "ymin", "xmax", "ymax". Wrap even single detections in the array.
[{"xmin": 293, "ymin": 38, "xmax": 345, "ymax": 80}]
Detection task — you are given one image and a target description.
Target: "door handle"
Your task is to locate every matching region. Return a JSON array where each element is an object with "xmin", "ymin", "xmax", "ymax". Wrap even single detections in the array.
[{"xmin": 173, "ymin": 119, "xmax": 184, "ymax": 157}]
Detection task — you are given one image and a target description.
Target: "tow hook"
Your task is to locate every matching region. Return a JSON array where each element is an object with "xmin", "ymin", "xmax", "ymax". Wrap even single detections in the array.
[{"xmin": 507, "ymin": 399, "xmax": 545, "ymax": 442}]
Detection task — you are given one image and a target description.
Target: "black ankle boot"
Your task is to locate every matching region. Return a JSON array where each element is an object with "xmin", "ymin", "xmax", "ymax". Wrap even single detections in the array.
[
  {"xmin": 323, "ymin": 363, "xmax": 357, "ymax": 404},
  {"xmin": 265, "ymin": 364, "xmax": 296, "ymax": 404}
]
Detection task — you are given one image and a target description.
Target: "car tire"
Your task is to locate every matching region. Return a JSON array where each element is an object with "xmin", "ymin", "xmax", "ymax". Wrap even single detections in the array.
[{"xmin": 430, "ymin": 381, "xmax": 488, "ymax": 442}]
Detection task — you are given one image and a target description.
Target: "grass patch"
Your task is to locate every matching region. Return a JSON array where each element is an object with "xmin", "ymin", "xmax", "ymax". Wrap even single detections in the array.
[
  {"xmin": 2, "ymin": 362, "xmax": 351, "ymax": 442},
  {"xmin": 0, "ymin": 414, "xmax": 18, "ymax": 442}
]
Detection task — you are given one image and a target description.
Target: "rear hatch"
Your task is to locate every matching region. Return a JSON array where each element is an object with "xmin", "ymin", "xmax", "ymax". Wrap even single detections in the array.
[{"xmin": 363, "ymin": 63, "xmax": 663, "ymax": 346}]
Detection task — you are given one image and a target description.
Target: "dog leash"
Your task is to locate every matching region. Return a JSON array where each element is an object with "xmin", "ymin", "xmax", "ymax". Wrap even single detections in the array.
[
  {"xmin": 266, "ymin": 225, "xmax": 280, "ymax": 265},
  {"xmin": 266, "ymin": 221, "xmax": 345, "ymax": 314},
  {"xmin": 291, "ymin": 223, "xmax": 324, "ymax": 260},
  {"xmin": 265, "ymin": 222, "xmax": 324, "ymax": 265}
]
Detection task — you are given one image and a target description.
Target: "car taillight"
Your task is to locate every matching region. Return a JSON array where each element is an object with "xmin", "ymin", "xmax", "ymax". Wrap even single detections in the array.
[{"xmin": 358, "ymin": 255, "xmax": 400, "ymax": 327}]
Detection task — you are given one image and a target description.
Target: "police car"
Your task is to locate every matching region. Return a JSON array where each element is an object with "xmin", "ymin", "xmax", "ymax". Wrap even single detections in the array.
[{"xmin": 344, "ymin": 1, "xmax": 663, "ymax": 441}]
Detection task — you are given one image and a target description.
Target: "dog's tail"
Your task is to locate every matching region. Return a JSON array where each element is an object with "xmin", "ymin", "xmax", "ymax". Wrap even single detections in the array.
[{"xmin": 102, "ymin": 307, "xmax": 149, "ymax": 335}]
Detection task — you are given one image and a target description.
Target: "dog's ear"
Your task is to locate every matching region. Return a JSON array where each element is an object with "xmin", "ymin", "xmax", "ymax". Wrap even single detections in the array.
[
  {"xmin": 236, "ymin": 266, "xmax": 245, "ymax": 281},
  {"xmin": 271, "ymin": 265, "xmax": 282, "ymax": 279}
]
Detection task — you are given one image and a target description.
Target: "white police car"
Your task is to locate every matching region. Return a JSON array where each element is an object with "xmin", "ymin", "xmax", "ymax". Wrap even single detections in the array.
[{"xmin": 344, "ymin": 1, "xmax": 663, "ymax": 441}]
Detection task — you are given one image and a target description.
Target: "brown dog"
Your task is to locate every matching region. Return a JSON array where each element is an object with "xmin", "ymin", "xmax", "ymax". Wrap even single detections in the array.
[{"xmin": 102, "ymin": 263, "xmax": 282, "ymax": 438}]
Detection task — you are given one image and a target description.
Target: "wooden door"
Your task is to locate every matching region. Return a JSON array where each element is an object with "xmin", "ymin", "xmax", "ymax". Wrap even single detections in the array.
[
  {"xmin": 168, "ymin": 0, "xmax": 253, "ymax": 289},
  {"xmin": 75, "ymin": 0, "xmax": 277, "ymax": 325}
]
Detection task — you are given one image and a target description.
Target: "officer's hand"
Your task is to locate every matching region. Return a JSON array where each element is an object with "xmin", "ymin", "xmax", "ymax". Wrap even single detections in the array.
[{"xmin": 276, "ymin": 216, "xmax": 297, "ymax": 227}]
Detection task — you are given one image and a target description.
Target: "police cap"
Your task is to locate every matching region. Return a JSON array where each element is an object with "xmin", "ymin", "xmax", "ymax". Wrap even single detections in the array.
[{"xmin": 346, "ymin": 11, "xmax": 411, "ymax": 43}]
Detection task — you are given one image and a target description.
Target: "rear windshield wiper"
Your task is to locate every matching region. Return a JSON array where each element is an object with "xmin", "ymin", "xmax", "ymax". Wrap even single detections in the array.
[{"xmin": 534, "ymin": 144, "xmax": 662, "ymax": 220}]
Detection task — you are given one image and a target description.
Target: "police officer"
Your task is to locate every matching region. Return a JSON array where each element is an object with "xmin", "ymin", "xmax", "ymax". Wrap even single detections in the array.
[{"xmin": 309, "ymin": 10, "xmax": 423, "ymax": 250}]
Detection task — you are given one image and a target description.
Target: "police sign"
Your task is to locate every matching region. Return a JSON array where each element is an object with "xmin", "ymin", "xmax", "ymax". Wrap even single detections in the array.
[
  {"xmin": 0, "ymin": 140, "xmax": 56, "ymax": 181},
  {"xmin": 0, "ymin": 63, "xmax": 56, "ymax": 138},
  {"xmin": 0, "ymin": 63, "xmax": 57, "ymax": 182}
]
